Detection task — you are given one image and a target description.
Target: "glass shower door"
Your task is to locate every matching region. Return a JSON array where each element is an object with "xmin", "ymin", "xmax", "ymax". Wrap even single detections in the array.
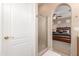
[{"xmin": 38, "ymin": 15, "xmax": 48, "ymax": 55}]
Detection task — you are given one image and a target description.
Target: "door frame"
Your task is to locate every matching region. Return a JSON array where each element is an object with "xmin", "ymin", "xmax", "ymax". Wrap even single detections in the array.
[
  {"xmin": 35, "ymin": 3, "xmax": 38, "ymax": 56},
  {"xmin": 0, "ymin": 3, "xmax": 2, "ymax": 56}
]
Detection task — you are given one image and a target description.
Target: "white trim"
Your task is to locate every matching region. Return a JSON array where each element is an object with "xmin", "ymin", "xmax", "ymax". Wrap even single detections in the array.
[
  {"xmin": 34, "ymin": 3, "xmax": 38, "ymax": 56},
  {"xmin": 0, "ymin": 3, "xmax": 2, "ymax": 56}
]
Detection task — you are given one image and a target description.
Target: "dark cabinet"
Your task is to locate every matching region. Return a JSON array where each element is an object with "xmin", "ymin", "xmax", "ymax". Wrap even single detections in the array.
[
  {"xmin": 77, "ymin": 37, "xmax": 79, "ymax": 56},
  {"xmin": 53, "ymin": 35, "xmax": 71, "ymax": 43}
]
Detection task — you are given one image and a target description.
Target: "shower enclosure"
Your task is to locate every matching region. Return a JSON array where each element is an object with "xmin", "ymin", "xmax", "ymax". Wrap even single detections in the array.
[{"xmin": 38, "ymin": 14, "xmax": 48, "ymax": 55}]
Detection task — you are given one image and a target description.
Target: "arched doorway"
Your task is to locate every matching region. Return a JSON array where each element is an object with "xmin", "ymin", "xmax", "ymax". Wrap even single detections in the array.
[{"xmin": 52, "ymin": 3, "xmax": 72, "ymax": 56}]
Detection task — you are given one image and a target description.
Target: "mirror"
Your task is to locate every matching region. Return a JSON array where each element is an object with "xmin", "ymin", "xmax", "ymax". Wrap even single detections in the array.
[{"xmin": 52, "ymin": 3, "xmax": 71, "ymax": 56}]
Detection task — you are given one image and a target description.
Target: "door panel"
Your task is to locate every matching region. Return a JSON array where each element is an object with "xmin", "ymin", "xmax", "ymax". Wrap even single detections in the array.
[{"xmin": 2, "ymin": 3, "xmax": 36, "ymax": 56}]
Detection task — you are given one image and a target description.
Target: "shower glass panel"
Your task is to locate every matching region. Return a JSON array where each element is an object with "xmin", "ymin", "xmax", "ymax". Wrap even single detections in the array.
[{"xmin": 38, "ymin": 15, "xmax": 48, "ymax": 55}]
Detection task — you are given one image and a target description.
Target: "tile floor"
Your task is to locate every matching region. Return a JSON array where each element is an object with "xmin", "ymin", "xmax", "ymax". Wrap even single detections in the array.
[{"xmin": 42, "ymin": 50, "xmax": 61, "ymax": 56}]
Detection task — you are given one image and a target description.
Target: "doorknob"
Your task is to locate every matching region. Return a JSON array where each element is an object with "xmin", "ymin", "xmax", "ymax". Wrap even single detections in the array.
[
  {"xmin": 4, "ymin": 36, "xmax": 14, "ymax": 40},
  {"xmin": 4, "ymin": 36, "xmax": 9, "ymax": 40}
]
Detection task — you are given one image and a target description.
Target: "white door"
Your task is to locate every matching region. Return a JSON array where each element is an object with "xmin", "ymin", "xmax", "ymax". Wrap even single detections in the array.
[{"xmin": 2, "ymin": 3, "xmax": 36, "ymax": 56}]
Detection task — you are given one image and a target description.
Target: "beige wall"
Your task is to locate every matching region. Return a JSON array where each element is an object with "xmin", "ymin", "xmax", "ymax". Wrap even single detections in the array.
[
  {"xmin": 69, "ymin": 4, "xmax": 79, "ymax": 56},
  {"xmin": 38, "ymin": 3, "xmax": 79, "ymax": 56}
]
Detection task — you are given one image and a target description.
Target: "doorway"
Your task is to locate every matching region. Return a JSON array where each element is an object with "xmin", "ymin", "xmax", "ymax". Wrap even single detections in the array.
[{"xmin": 52, "ymin": 3, "xmax": 72, "ymax": 56}]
